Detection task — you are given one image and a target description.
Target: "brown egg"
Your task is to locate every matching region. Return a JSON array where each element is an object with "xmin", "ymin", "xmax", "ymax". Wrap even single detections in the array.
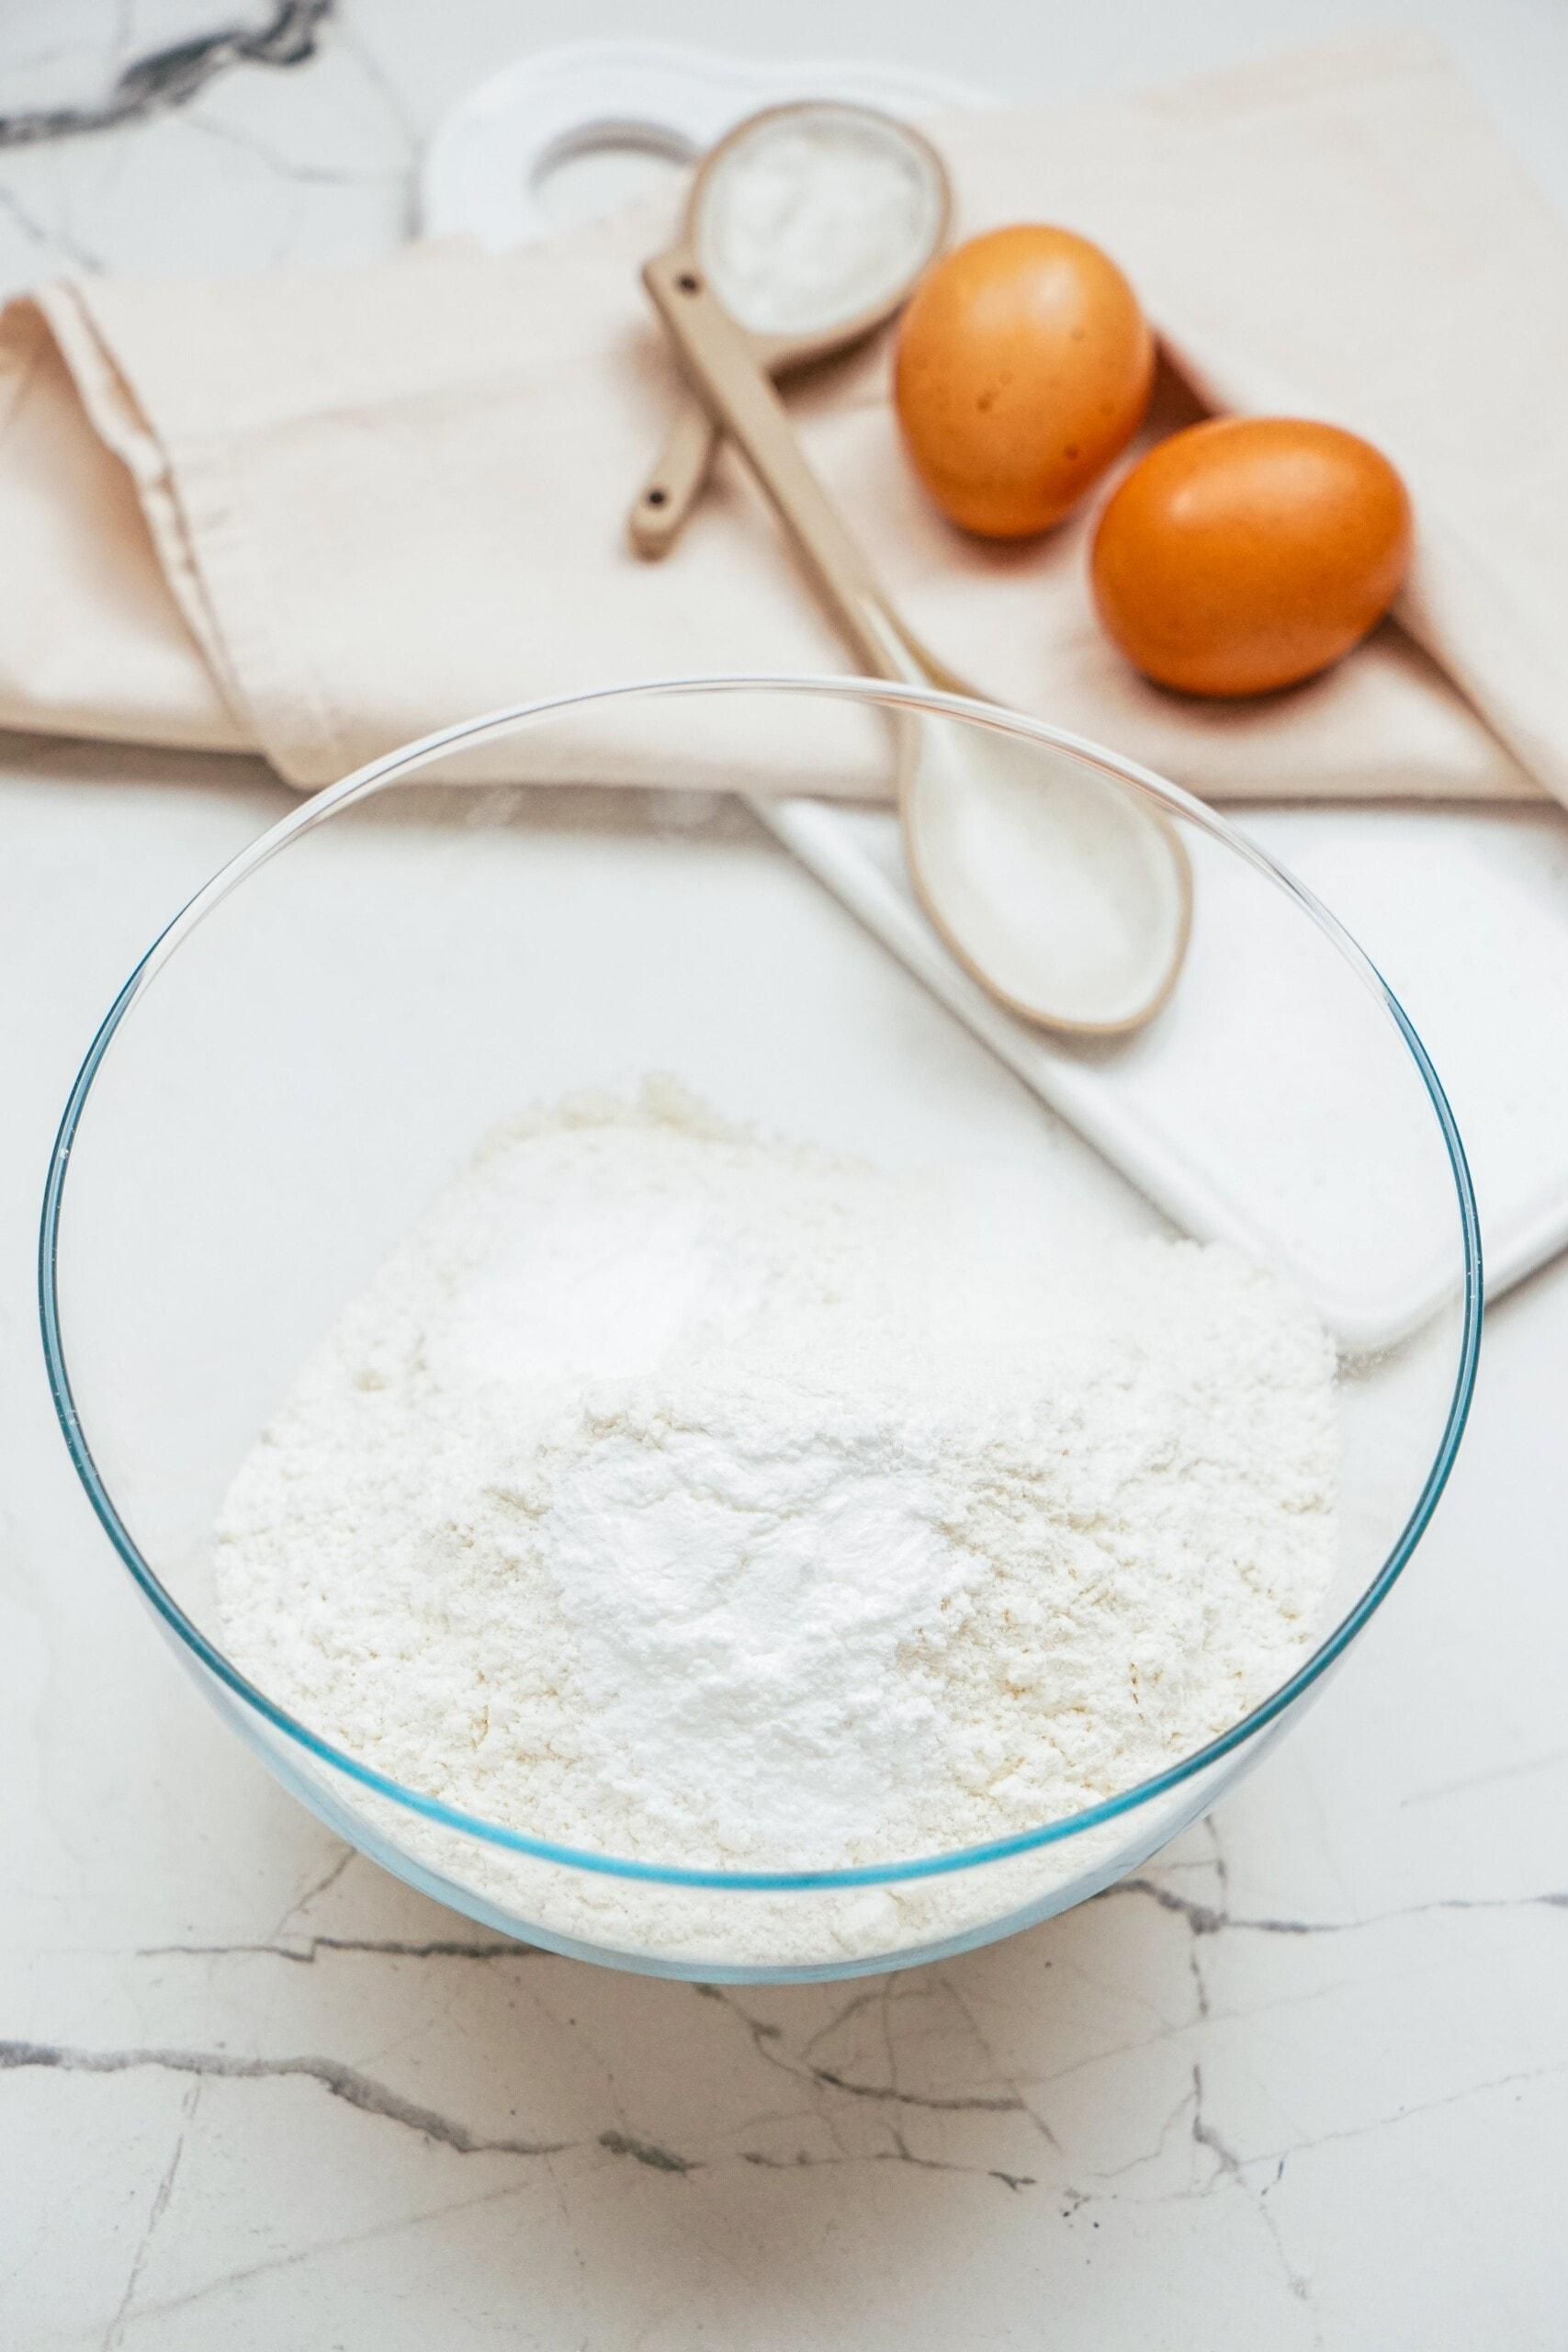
[
  {"xmin": 1090, "ymin": 417, "xmax": 1412, "ymax": 695},
  {"xmin": 894, "ymin": 225, "xmax": 1155, "ymax": 538}
]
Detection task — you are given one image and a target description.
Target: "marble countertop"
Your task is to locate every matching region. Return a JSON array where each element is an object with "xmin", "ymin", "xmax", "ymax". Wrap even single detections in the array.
[{"xmin": 3, "ymin": 5, "xmax": 1565, "ymax": 2346}]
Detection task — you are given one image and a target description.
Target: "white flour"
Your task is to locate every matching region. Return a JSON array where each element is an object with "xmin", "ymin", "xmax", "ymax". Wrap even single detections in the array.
[
  {"xmin": 696, "ymin": 107, "xmax": 943, "ymax": 336},
  {"xmin": 216, "ymin": 1086, "xmax": 1338, "ymax": 1958}
]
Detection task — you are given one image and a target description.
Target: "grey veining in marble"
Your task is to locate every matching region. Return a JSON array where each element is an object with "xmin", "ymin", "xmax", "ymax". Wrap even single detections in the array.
[{"xmin": 0, "ymin": 2, "xmax": 333, "ymax": 152}]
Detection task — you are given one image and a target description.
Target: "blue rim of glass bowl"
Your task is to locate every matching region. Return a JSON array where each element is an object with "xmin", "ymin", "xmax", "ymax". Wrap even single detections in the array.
[{"xmin": 39, "ymin": 673, "xmax": 1483, "ymax": 1894}]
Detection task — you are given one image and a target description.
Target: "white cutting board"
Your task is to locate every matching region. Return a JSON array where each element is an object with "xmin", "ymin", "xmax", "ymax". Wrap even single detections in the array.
[
  {"xmin": 762, "ymin": 796, "xmax": 1568, "ymax": 1346},
  {"xmin": 422, "ymin": 42, "xmax": 1568, "ymax": 1329},
  {"xmin": 421, "ymin": 40, "xmax": 990, "ymax": 244}
]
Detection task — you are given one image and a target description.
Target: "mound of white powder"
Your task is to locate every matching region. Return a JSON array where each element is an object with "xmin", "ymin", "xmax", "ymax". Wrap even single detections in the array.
[{"xmin": 216, "ymin": 1085, "xmax": 1338, "ymax": 1900}]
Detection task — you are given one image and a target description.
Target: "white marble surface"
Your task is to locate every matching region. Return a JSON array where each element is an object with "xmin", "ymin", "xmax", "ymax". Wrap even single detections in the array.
[{"xmin": 3, "ymin": 5, "xmax": 1567, "ymax": 2346}]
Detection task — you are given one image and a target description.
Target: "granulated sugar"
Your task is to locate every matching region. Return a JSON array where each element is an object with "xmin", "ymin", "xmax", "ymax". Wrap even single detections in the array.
[{"xmin": 215, "ymin": 1086, "xmax": 1338, "ymax": 1957}]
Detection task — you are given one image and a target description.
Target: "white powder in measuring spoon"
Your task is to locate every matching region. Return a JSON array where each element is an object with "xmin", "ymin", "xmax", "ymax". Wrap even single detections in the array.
[
  {"xmin": 696, "ymin": 106, "xmax": 946, "ymax": 337},
  {"xmin": 216, "ymin": 1087, "xmax": 1339, "ymax": 1926}
]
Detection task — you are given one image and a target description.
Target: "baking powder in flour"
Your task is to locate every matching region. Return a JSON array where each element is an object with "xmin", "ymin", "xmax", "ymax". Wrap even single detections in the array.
[{"xmin": 215, "ymin": 1086, "xmax": 1338, "ymax": 1950}]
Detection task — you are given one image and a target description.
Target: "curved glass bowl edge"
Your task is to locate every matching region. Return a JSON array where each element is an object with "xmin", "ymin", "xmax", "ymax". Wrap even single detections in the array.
[{"xmin": 37, "ymin": 672, "xmax": 1485, "ymax": 1896}]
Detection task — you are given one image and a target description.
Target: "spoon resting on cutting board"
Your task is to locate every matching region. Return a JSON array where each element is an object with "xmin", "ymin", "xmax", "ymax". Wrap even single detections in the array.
[{"xmin": 642, "ymin": 101, "xmax": 1190, "ymax": 1035}]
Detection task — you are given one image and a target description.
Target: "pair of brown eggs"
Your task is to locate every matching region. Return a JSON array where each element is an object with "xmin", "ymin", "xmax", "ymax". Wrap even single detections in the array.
[{"xmin": 893, "ymin": 224, "xmax": 1412, "ymax": 697}]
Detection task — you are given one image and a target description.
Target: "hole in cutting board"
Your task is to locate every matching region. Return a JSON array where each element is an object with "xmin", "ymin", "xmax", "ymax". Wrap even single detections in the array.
[{"xmin": 529, "ymin": 120, "xmax": 696, "ymax": 229}]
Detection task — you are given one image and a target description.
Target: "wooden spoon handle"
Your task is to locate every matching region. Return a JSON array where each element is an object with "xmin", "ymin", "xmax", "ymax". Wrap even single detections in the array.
[
  {"xmin": 627, "ymin": 394, "xmax": 719, "ymax": 559},
  {"xmin": 643, "ymin": 242, "xmax": 924, "ymax": 685}
]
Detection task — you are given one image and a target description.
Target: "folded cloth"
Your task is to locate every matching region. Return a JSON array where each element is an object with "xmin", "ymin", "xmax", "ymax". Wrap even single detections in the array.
[{"xmin": 0, "ymin": 32, "xmax": 1561, "ymax": 802}]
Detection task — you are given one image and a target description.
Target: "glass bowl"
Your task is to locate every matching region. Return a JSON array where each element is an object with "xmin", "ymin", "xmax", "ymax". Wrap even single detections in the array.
[{"xmin": 40, "ymin": 676, "xmax": 1480, "ymax": 1983}]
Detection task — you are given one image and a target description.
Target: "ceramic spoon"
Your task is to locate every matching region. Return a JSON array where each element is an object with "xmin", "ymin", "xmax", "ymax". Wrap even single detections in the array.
[
  {"xmin": 643, "ymin": 105, "xmax": 1191, "ymax": 1035},
  {"xmin": 629, "ymin": 100, "xmax": 950, "ymax": 558}
]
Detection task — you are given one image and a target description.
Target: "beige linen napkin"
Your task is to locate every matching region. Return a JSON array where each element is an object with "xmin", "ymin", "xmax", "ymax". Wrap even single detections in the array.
[{"xmin": 0, "ymin": 33, "xmax": 1561, "ymax": 802}]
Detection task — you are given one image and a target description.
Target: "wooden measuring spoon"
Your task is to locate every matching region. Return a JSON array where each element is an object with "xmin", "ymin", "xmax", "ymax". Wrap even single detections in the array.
[{"xmin": 629, "ymin": 101, "xmax": 950, "ymax": 559}]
